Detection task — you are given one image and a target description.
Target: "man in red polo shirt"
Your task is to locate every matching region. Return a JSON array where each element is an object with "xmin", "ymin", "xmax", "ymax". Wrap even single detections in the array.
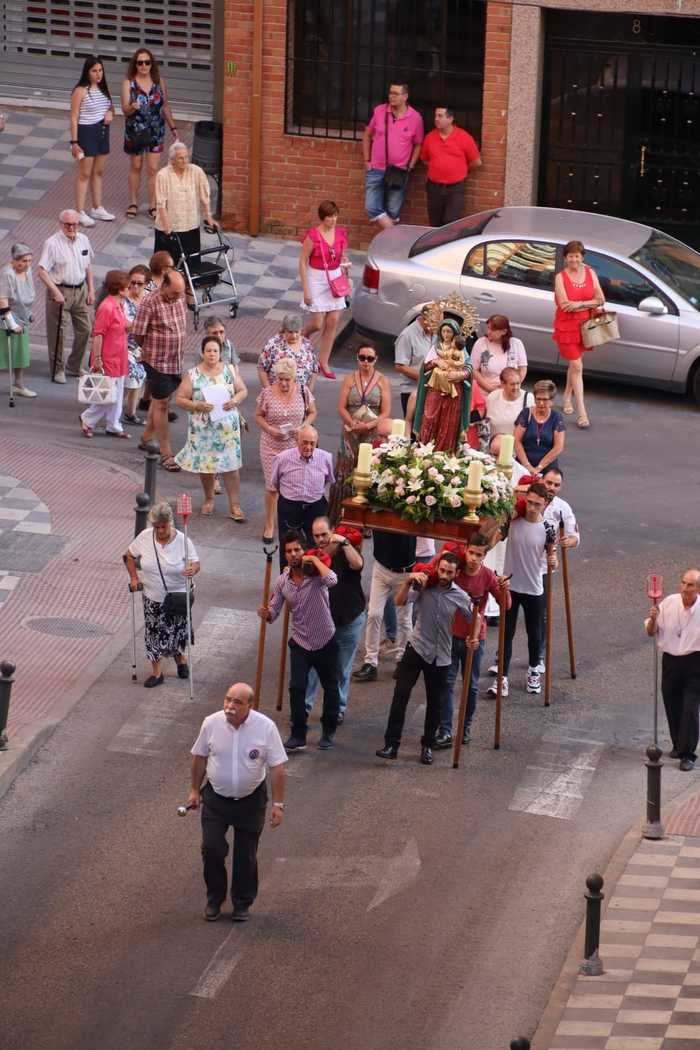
[{"xmin": 420, "ymin": 107, "xmax": 481, "ymax": 227}]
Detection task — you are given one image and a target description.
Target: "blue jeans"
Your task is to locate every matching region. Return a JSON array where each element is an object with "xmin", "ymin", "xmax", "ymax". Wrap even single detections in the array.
[
  {"xmin": 305, "ymin": 611, "xmax": 366, "ymax": 715},
  {"xmin": 440, "ymin": 636, "xmax": 485, "ymax": 736},
  {"xmin": 364, "ymin": 167, "xmax": 408, "ymax": 222}
]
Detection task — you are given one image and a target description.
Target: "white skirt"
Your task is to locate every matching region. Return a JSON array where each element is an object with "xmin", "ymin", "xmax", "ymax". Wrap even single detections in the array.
[{"xmin": 301, "ymin": 265, "xmax": 348, "ymax": 314}]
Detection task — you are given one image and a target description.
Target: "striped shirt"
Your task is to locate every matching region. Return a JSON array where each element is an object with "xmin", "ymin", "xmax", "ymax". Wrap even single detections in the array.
[
  {"xmin": 270, "ymin": 447, "xmax": 334, "ymax": 502},
  {"xmin": 38, "ymin": 231, "xmax": 93, "ymax": 286},
  {"xmin": 268, "ymin": 569, "xmax": 338, "ymax": 651},
  {"xmin": 78, "ymin": 87, "xmax": 112, "ymax": 126},
  {"xmin": 131, "ymin": 289, "xmax": 187, "ymax": 374},
  {"xmin": 405, "ymin": 582, "xmax": 472, "ymax": 666}
]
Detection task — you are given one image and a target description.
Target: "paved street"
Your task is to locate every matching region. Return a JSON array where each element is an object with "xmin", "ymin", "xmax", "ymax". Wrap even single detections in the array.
[{"xmin": 2, "ymin": 102, "xmax": 700, "ymax": 1050}]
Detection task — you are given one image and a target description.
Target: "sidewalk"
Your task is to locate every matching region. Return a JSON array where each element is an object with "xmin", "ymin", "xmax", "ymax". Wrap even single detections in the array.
[
  {"xmin": 0, "ymin": 438, "xmax": 137, "ymax": 794},
  {"xmin": 539, "ymin": 791, "xmax": 700, "ymax": 1050},
  {"xmin": 0, "ymin": 105, "xmax": 364, "ymax": 361}
]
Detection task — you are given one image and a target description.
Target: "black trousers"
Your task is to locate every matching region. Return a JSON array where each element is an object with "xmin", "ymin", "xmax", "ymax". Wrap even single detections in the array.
[
  {"xmin": 277, "ymin": 494, "xmax": 327, "ymax": 569},
  {"xmin": 401, "ymin": 391, "xmax": 411, "ymax": 417},
  {"xmin": 503, "ymin": 590, "xmax": 544, "ymax": 675},
  {"xmin": 200, "ymin": 780, "xmax": 267, "ymax": 908},
  {"xmin": 538, "ymin": 572, "xmax": 549, "ymax": 661},
  {"xmin": 426, "ymin": 179, "xmax": 467, "ymax": 227},
  {"xmin": 384, "ymin": 642, "xmax": 448, "ymax": 748},
  {"xmin": 289, "ymin": 636, "xmax": 340, "ymax": 738},
  {"xmin": 662, "ymin": 651, "xmax": 700, "ymax": 760}
]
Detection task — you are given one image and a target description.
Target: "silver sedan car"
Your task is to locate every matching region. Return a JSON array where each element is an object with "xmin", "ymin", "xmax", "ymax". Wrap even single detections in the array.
[{"xmin": 353, "ymin": 206, "xmax": 700, "ymax": 401}]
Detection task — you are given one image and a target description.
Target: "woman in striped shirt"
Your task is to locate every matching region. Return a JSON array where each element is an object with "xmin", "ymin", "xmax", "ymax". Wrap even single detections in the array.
[{"xmin": 69, "ymin": 56, "xmax": 115, "ymax": 229}]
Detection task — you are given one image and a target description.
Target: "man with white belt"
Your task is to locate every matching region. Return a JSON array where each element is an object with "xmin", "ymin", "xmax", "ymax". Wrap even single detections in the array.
[
  {"xmin": 37, "ymin": 209, "xmax": 94, "ymax": 383},
  {"xmin": 188, "ymin": 682, "xmax": 287, "ymax": 922},
  {"xmin": 646, "ymin": 569, "xmax": 700, "ymax": 771}
]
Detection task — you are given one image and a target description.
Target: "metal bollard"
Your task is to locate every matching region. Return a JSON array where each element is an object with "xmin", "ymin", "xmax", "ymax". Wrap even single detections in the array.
[
  {"xmin": 142, "ymin": 440, "xmax": 159, "ymax": 505},
  {"xmin": 510, "ymin": 1040, "xmax": 530, "ymax": 1050},
  {"xmin": 134, "ymin": 491, "xmax": 151, "ymax": 537},
  {"xmin": 643, "ymin": 744, "xmax": 665, "ymax": 840},
  {"xmin": 0, "ymin": 661, "xmax": 16, "ymax": 751},
  {"xmin": 580, "ymin": 873, "xmax": 604, "ymax": 976}
]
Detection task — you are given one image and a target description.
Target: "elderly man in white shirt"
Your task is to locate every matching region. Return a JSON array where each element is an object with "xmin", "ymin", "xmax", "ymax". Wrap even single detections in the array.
[
  {"xmin": 37, "ymin": 209, "xmax": 95, "ymax": 383},
  {"xmin": 646, "ymin": 569, "xmax": 700, "ymax": 772},
  {"xmin": 188, "ymin": 682, "xmax": 287, "ymax": 922}
]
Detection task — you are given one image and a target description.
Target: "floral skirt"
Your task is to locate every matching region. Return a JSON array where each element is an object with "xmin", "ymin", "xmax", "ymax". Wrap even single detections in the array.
[{"xmin": 143, "ymin": 594, "xmax": 188, "ymax": 662}]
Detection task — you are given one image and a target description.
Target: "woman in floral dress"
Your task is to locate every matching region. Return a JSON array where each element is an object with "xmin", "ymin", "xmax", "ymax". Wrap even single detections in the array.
[{"xmin": 174, "ymin": 336, "xmax": 248, "ymax": 519}]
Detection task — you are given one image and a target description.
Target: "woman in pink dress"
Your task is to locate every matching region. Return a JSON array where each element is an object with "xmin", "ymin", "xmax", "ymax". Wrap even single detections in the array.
[
  {"xmin": 254, "ymin": 357, "xmax": 317, "ymax": 542},
  {"xmin": 553, "ymin": 239, "xmax": 604, "ymax": 429},
  {"xmin": 79, "ymin": 269, "xmax": 129, "ymax": 438},
  {"xmin": 299, "ymin": 199, "xmax": 351, "ymax": 379}
]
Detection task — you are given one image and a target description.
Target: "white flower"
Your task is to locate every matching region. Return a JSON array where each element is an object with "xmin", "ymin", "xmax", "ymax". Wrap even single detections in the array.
[
  {"xmin": 399, "ymin": 464, "xmax": 407, "ymax": 474},
  {"xmin": 435, "ymin": 473, "xmax": 444, "ymax": 484},
  {"xmin": 450, "ymin": 476, "xmax": 461, "ymax": 486},
  {"xmin": 428, "ymin": 467, "xmax": 439, "ymax": 479},
  {"xmin": 424, "ymin": 494, "xmax": 437, "ymax": 506}
]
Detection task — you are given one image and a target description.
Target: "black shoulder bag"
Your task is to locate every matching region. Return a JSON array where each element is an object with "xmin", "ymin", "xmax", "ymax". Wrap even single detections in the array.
[
  {"xmin": 383, "ymin": 106, "xmax": 409, "ymax": 190},
  {"xmin": 152, "ymin": 532, "xmax": 194, "ymax": 618}
]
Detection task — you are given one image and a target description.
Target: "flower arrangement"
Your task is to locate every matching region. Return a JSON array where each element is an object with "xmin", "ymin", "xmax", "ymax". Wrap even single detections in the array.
[{"xmin": 368, "ymin": 438, "xmax": 514, "ymax": 524}]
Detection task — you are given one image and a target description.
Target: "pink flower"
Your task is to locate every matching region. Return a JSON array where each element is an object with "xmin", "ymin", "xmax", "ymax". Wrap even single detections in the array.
[
  {"xmin": 406, "ymin": 495, "xmax": 417, "ymax": 505},
  {"xmin": 425, "ymin": 494, "xmax": 437, "ymax": 506}
]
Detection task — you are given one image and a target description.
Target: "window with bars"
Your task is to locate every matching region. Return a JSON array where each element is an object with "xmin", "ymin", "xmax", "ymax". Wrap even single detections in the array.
[{"xmin": 285, "ymin": 0, "xmax": 486, "ymax": 140}]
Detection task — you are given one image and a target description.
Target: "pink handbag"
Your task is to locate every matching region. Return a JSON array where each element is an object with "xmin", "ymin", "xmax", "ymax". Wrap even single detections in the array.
[{"xmin": 317, "ymin": 233, "xmax": 351, "ymax": 298}]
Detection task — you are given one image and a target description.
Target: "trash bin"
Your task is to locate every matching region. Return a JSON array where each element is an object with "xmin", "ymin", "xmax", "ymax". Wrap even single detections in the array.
[{"xmin": 192, "ymin": 120, "xmax": 223, "ymax": 216}]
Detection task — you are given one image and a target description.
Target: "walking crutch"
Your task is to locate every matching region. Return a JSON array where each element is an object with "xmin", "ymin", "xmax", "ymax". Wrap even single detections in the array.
[
  {"xmin": 544, "ymin": 544, "xmax": 554, "ymax": 707},
  {"xmin": 453, "ymin": 595, "xmax": 486, "ymax": 770},
  {"xmin": 176, "ymin": 493, "xmax": 194, "ymax": 701},
  {"xmin": 7, "ymin": 332, "xmax": 14, "ymax": 408},
  {"xmin": 559, "ymin": 514, "xmax": 577, "ymax": 679},
  {"xmin": 254, "ymin": 538, "xmax": 278, "ymax": 710},
  {"xmin": 494, "ymin": 581, "xmax": 508, "ymax": 750},
  {"xmin": 122, "ymin": 552, "xmax": 142, "ymax": 682},
  {"xmin": 51, "ymin": 302, "xmax": 64, "ymax": 382},
  {"xmin": 275, "ymin": 603, "xmax": 290, "ymax": 712}
]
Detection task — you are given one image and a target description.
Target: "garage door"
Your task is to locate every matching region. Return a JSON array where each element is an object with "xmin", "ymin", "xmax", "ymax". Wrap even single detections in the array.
[{"xmin": 0, "ymin": 0, "xmax": 216, "ymax": 118}]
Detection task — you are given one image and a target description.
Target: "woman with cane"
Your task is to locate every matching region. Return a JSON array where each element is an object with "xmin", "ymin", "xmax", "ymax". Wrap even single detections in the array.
[
  {"xmin": 0, "ymin": 243, "xmax": 37, "ymax": 401},
  {"xmin": 125, "ymin": 500, "xmax": 200, "ymax": 687}
]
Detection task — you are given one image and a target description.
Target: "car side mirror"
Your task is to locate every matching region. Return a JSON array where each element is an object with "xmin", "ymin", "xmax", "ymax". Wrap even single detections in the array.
[{"xmin": 638, "ymin": 296, "xmax": 668, "ymax": 316}]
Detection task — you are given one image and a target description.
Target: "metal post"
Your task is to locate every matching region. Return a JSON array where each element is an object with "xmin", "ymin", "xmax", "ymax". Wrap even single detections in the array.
[
  {"xmin": 644, "ymin": 744, "xmax": 665, "ymax": 840},
  {"xmin": 0, "ymin": 661, "xmax": 16, "ymax": 751},
  {"xmin": 143, "ymin": 441, "xmax": 159, "ymax": 505},
  {"xmin": 580, "ymin": 873, "xmax": 604, "ymax": 976},
  {"xmin": 134, "ymin": 491, "xmax": 150, "ymax": 537},
  {"xmin": 510, "ymin": 1041, "xmax": 530, "ymax": 1050}
]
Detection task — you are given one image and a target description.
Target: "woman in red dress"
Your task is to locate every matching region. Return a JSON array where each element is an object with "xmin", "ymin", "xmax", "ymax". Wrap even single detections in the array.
[{"xmin": 553, "ymin": 239, "xmax": 604, "ymax": 429}]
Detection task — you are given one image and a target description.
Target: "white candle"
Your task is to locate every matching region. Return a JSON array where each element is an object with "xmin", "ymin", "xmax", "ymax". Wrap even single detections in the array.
[
  {"xmin": 467, "ymin": 460, "xmax": 483, "ymax": 491},
  {"xmin": 356, "ymin": 442, "xmax": 372, "ymax": 474},
  {"xmin": 497, "ymin": 434, "xmax": 514, "ymax": 467},
  {"xmin": 391, "ymin": 418, "xmax": 405, "ymax": 437}
]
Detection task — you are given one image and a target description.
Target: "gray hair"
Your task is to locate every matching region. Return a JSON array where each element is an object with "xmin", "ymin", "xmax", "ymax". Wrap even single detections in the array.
[
  {"xmin": 281, "ymin": 313, "xmax": 302, "ymax": 333},
  {"xmin": 204, "ymin": 315, "xmax": 226, "ymax": 330},
  {"xmin": 148, "ymin": 500, "xmax": 174, "ymax": 526},
  {"xmin": 58, "ymin": 208, "xmax": 80, "ymax": 224},
  {"xmin": 168, "ymin": 141, "xmax": 189, "ymax": 162},
  {"xmin": 11, "ymin": 243, "xmax": 32, "ymax": 260}
]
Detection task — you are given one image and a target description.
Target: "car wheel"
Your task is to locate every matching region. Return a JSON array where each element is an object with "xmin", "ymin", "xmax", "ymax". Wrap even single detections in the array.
[{"xmin": 690, "ymin": 363, "xmax": 700, "ymax": 405}]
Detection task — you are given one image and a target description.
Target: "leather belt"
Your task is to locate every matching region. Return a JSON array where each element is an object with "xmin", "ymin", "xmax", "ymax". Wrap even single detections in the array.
[{"xmin": 58, "ymin": 282, "xmax": 85, "ymax": 288}]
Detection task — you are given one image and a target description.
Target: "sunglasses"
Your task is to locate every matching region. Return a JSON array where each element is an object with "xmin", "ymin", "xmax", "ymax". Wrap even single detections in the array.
[
  {"xmin": 129, "ymin": 279, "xmax": 145, "ymax": 287},
  {"xmin": 357, "ymin": 354, "xmax": 376, "ymax": 362},
  {"xmin": 137, "ymin": 59, "xmax": 152, "ymax": 66}
]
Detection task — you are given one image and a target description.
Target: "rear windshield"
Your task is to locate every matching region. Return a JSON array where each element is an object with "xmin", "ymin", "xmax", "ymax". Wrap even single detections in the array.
[
  {"xmin": 409, "ymin": 210, "xmax": 499, "ymax": 258},
  {"xmin": 631, "ymin": 231, "xmax": 700, "ymax": 312}
]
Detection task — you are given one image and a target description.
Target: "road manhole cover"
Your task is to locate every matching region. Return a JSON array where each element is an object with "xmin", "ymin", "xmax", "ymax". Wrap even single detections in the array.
[{"xmin": 24, "ymin": 617, "xmax": 111, "ymax": 639}]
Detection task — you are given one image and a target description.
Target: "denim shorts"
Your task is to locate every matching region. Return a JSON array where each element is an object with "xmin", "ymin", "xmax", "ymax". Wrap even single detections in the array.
[{"xmin": 364, "ymin": 167, "xmax": 409, "ymax": 222}]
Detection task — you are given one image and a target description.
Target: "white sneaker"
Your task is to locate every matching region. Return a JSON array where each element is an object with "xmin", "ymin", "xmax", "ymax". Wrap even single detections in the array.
[
  {"xmin": 78, "ymin": 210, "xmax": 95, "ymax": 227},
  {"xmin": 90, "ymin": 206, "xmax": 115, "ymax": 221},
  {"xmin": 487, "ymin": 664, "xmax": 498, "ymax": 676},
  {"xmin": 526, "ymin": 668, "xmax": 541, "ymax": 694},
  {"xmin": 12, "ymin": 385, "xmax": 37, "ymax": 397},
  {"xmin": 486, "ymin": 676, "xmax": 508, "ymax": 698},
  {"xmin": 53, "ymin": 370, "xmax": 66, "ymax": 384},
  {"xmin": 533, "ymin": 660, "xmax": 545, "ymax": 674}
]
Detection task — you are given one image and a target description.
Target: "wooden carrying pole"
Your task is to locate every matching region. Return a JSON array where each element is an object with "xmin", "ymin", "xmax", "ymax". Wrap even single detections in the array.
[
  {"xmin": 452, "ymin": 596, "xmax": 485, "ymax": 770},
  {"xmin": 544, "ymin": 554, "xmax": 554, "ymax": 707},
  {"xmin": 248, "ymin": 0, "xmax": 264, "ymax": 235},
  {"xmin": 253, "ymin": 546, "xmax": 276, "ymax": 710},
  {"xmin": 559, "ymin": 519, "xmax": 577, "ymax": 679},
  {"xmin": 493, "ymin": 585, "xmax": 508, "ymax": 750},
  {"xmin": 275, "ymin": 603, "xmax": 290, "ymax": 711}
]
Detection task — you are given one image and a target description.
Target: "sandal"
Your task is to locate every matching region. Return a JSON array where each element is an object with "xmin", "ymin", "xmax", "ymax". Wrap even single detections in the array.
[
  {"xmin": 577, "ymin": 415, "xmax": 591, "ymax": 429},
  {"xmin": 201, "ymin": 500, "xmax": 215, "ymax": 516},
  {"xmin": 126, "ymin": 203, "xmax": 138, "ymax": 218},
  {"xmin": 213, "ymin": 477, "xmax": 222, "ymax": 495},
  {"xmin": 106, "ymin": 430, "xmax": 131, "ymax": 439},
  {"xmin": 79, "ymin": 414, "xmax": 93, "ymax": 438},
  {"xmin": 229, "ymin": 506, "xmax": 247, "ymax": 522},
  {"xmin": 159, "ymin": 456, "xmax": 181, "ymax": 472},
  {"xmin": 562, "ymin": 398, "xmax": 574, "ymax": 415},
  {"xmin": 148, "ymin": 207, "xmax": 157, "ymax": 220}
]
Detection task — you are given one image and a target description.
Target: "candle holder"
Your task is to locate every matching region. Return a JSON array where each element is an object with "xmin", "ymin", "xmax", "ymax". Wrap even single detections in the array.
[
  {"xmin": 462, "ymin": 486, "xmax": 482, "ymax": 523},
  {"xmin": 351, "ymin": 471, "xmax": 372, "ymax": 505},
  {"xmin": 498, "ymin": 461, "xmax": 513, "ymax": 483}
]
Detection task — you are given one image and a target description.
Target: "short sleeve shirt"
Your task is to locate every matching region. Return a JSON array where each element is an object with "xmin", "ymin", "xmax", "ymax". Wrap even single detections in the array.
[
  {"xmin": 191, "ymin": 709, "xmax": 288, "ymax": 798},
  {"xmin": 128, "ymin": 527, "xmax": 198, "ymax": 602},
  {"xmin": 0, "ymin": 265, "xmax": 35, "ymax": 324},
  {"xmin": 38, "ymin": 231, "xmax": 93, "ymax": 286},
  {"xmin": 515, "ymin": 407, "xmax": 566, "ymax": 468},
  {"xmin": 486, "ymin": 389, "xmax": 535, "ymax": 437},
  {"xmin": 394, "ymin": 318, "xmax": 433, "ymax": 392},
  {"xmin": 471, "ymin": 337, "xmax": 528, "ymax": 379},
  {"xmin": 420, "ymin": 127, "xmax": 480, "ymax": 183},
  {"xmin": 367, "ymin": 104, "xmax": 424, "ymax": 170},
  {"xmin": 258, "ymin": 335, "xmax": 318, "ymax": 387}
]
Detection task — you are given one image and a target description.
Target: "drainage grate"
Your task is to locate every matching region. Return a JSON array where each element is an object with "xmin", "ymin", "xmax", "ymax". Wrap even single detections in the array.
[{"xmin": 24, "ymin": 617, "xmax": 111, "ymax": 639}]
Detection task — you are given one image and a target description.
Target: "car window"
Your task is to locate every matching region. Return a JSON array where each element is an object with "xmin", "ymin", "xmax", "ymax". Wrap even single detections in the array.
[
  {"xmin": 584, "ymin": 251, "xmax": 661, "ymax": 309},
  {"xmin": 409, "ymin": 210, "xmax": 499, "ymax": 258},
  {"xmin": 482, "ymin": 241, "xmax": 557, "ymax": 290},
  {"xmin": 463, "ymin": 245, "xmax": 484, "ymax": 277}
]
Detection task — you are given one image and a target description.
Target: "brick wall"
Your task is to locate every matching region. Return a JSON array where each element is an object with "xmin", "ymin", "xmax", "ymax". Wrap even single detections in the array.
[{"xmin": 221, "ymin": 0, "xmax": 513, "ymax": 249}]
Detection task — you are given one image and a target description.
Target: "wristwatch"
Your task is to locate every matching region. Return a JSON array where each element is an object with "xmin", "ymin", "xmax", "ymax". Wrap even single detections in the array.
[
  {"xmin": 272, "ymin": 801, "xmax": 285, "ymax": 809},
  {"xmin": 340, "ymin": 538, "xmax": 349, "ymax": 547}
]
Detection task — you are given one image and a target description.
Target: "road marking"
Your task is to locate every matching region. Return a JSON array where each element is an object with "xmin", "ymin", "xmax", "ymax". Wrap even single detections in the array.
[
  {"xmin": 189, "ymin": 932, "xmax": 243, "ymax": 999},
  {"xmin": 368, "ymin": 837, "xmax": 421, "ymax": 911},
  {"xmin": 108, "ymin": 607, "xmax": 258, "ymax": 756},
  {"xmin": 509, "ymin": 729, "xmax": 605, "ymax": 821}
]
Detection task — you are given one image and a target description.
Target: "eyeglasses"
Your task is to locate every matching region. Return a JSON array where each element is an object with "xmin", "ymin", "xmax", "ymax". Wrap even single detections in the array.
[
  {"xmin": 129, "ymin": 279, "xmax": 145, "ymax": 287},
  {"xmin": 357, "ymin": 354, "xmax": 376, "ymax": 363},
  {"xmin": 62, "ymin": 222, "xmax": 78, "ymax": 229},
  {"xmin": 137, "ymin": 59, "xmax": 152, "ymax": 66}
]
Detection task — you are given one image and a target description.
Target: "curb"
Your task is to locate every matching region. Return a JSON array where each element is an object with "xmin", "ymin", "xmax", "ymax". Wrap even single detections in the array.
[{"xmin": 530, "ymin": 774, "xmax": 700, "ymax": 1050}]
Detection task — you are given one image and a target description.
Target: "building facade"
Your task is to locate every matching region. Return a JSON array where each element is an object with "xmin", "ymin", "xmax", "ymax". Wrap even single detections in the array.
[{"xmin": 221, "ymin": 0, "xmax": 700, "ymax": 248}]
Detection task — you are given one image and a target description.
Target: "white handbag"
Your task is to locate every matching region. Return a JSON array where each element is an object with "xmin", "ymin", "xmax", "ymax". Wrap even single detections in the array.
[
  {"xmin": 78, "ymin": 371, "xmax": 117, "ymax": 405},
  {"xmin": 581, "ymin": 311, "xmax": 620, "ymax": 349}
]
